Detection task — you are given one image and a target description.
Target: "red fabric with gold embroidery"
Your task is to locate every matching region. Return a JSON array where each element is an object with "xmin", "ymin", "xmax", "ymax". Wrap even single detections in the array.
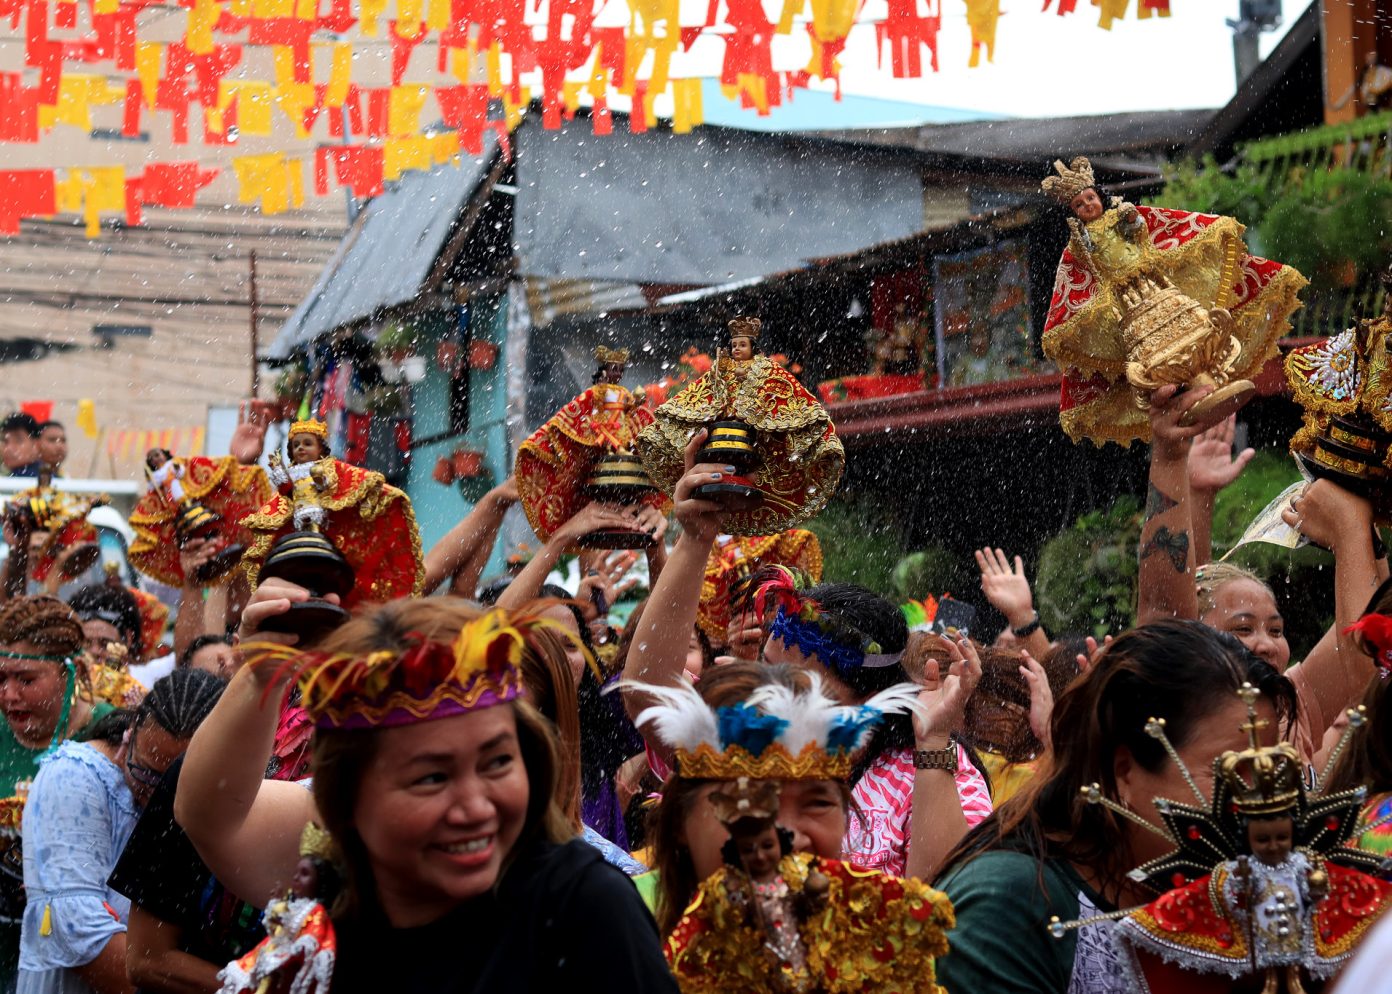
[
  {"xmin": 29, "ymin": 517, "xmax": 99, "ymax": 584},
  {"xmin": 129, "ymin": 587, "xmax": 169, "ymax": 662},
  {"xmin": 240, "ymin": 457, "xmax": 423, "ymax": 608},
  {"xmin": 1044, "ymin": 205, "xmax": 1305, "ymax": 446},
  {"xmin": 128, "ymin": 456, "xmax": 272, "ymax": 587},
  {"xmin": 515, "ymin": 384, "xmax": 667, "ymax": 543},
  {"xmin": 698, "ymin": 530, "xmax": 823, "ymax": 639}
]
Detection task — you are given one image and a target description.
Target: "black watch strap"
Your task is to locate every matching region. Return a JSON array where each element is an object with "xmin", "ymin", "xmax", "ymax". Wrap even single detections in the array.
[{"xmin": 1011, "ymin": 613, "xmax": 1042, "ymax": 638}]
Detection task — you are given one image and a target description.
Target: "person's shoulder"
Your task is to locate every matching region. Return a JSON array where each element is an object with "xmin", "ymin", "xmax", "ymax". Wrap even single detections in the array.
[
  {"xmin": 938, "ymin": 849, "xmax": 1060, "ymax": 902},
  {"xmin": 37, "ymin": 740, "xmax": 109, "ymax": 778}
]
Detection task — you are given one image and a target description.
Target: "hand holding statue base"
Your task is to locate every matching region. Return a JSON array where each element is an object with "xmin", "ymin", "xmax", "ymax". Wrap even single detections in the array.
[
  {"xmin": 692, "ymin": 419, "xmax": 760, "ymax": 504},
  {"xmin": 255, "ymin": 526, "xmax": 353, "ymax": 641},
  {"xmin": 576, "ymin": 451, "xmax": 661, "ymax": 549}
]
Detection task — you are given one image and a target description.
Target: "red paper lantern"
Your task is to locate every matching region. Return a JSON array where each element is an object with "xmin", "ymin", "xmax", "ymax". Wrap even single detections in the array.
[{"xmin": 468, "ymin": 340, "xmax": 498, "ymax": 371}]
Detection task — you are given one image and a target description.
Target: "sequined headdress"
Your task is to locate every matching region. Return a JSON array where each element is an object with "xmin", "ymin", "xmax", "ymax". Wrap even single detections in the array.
[
  {"xmin": 300, "ymin": 821, "xmax": 336, "ymax": 861},
  {"xmin": 594, "ymin": 345, "xmax": 630, "ymax": 365},
  {"xmin": 1040, "ymin": 156, "xmax": 1096, "ymax": 205},
  {"xmin": 248, "ymin": 608, "xmax": 569, "ymax": 730},
  {"xmin": 625, "ymin": 673, "xmax": 922, "ymax": 781},
  {"xmin": 740, "ymin": 565, "xmax": 905, "ymax": 674},
  {"xmin": 288, "ymin": 419, "xmax": 329, "ymax": 441}
]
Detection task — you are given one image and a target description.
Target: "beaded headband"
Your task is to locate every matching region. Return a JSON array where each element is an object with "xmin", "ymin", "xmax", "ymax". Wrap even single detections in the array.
[
  {"xmin": 743, "ymin": 566, "xmax": 905, "ymax": 674},
  {"xmin": 288, "ymin": 420, "xmax": 329, "ymax": 441},
  {"xmin": 247, "ymin": 608, "xmax": 573, "ymax": 730},
  {"xmin": 626, "ymin": 674, "xmax": 922, "ymax": 781}
]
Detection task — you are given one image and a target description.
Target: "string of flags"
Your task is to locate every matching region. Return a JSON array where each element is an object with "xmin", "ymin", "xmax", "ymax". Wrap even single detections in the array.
[{"xmin": 0, "ymin": 0, "xmax": 1175, "ymax": 234}]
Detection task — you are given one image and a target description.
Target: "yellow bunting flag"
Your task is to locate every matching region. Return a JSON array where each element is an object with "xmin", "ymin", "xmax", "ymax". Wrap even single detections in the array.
[
  {"xmin": 233, "ymin": 153, "xmax": 303, "ymax": 215},
  {"xmin": 185, "ymin": 0, "xmax": 221, "ymax": 54},
  {"xmin": 965, "ymin": 0, "xmax": 1001, "ymax": 66},
  {"xmin": 325, "ymin": 43, "xmax": 353, "ymax": 106},
  {"xmin": 671, "ymin": 78, "xmax": 703, "ymax": 134},
  {"xmin": 384, "ymin": 136, "xmax": 431, "ymax": 180},
  {"xmin": 359, "ymin": 0, "xmax": 388, "ymax": 35},
  {"xmin": 426, "ymin": 0, "xmax": 449, "ymax": 32},
  {"xmin": 387, "ymin": 84, "xmax": 429, "ymax": 136},
  {"xmin": 136, "ymin": 44, "xmax": 163, "ymax": 109},
  {"xmin": 396, "ymin": 0, "xmax": 422, "ymax": 36},
  {"xmin": 219, "ymin": 80, "xmax": 275, "ymax": 135},
  {"xmin": 76, "ymin": 400, "xmax": 98, "ymax": 440}
]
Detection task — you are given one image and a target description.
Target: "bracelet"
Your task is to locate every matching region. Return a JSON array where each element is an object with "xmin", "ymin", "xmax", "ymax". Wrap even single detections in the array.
[
  {"xmin": 1011, "ymin": 613, "xmax": 1042, "ymax": 638},
  {"xmin": 913, "ymin": 747, "xmax": 958, "ymax": 773}
]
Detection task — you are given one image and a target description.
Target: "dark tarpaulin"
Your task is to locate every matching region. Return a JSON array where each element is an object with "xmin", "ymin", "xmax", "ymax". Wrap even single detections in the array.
[{"xmin": 512, "ymin": 118, "xmax": 924, "ymax": 286}]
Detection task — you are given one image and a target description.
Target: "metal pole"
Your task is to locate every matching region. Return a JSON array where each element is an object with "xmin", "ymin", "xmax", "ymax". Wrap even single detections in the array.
[{"xmin": 249, "ymin": 250, "xmax": 260, "ymax": 397}]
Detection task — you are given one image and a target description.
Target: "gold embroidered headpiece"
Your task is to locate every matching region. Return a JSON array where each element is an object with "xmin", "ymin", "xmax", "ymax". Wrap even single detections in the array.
[
  {"xmin": 594, "ymin": 345, "xmax": 630, "ymax": 365},
  {"xmin": 299, "ymin": 821, "xmax": 336, "ymax": 862},
  {"xmin": 1219, "ymin": 683, "xmax": 1303, "ymax": 818},
  {"xmin": 288, "ymin": 419, "xmax": 329, "ymax": 441},
  {"xmin": 1041, "ymin": 156, "xmax": 1096, "ymax": 205},
  {"xmin": 246, "ymin": 608, "xmax": 574, "ymax": 731},
  {"xmin": 624, "ymin": 673, "xmax": 922, "ymax": 782},
  {"xmin": 728, "ymin": 316, "xmax": 762, "ymax": 342}
]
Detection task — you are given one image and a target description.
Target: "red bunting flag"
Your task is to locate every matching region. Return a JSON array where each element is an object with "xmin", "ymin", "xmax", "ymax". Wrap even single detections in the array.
[{"xmin": 0, "ymin": 169, "xmax": 55, "ymax": 234}]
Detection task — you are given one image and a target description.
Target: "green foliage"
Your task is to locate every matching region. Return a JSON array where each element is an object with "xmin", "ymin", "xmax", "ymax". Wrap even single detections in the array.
[
  {"xmin": 1034, "ymin": 495, "xmax": 1142, "ymax": 639},
  {"xmin": 1156, "ymin": 156, "xmax": 1278, "ymax": 226},
  {"xmin": 805, "ymin": 494, "xmax": 903, "ymax": 597},
  {"xmin": 1260, "ymin": 167, "xmax": 1392, "ymax": 288},
  {"xmin": 890, "ymin": 546, "xmax": 977, "ymax": 603},
  {"xmin": 374, "ymin": 321, "xmax": 419, "ymax": 355}
]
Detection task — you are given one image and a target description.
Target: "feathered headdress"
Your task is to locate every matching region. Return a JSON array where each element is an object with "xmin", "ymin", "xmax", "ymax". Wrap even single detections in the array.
[
  {"xmin": 737, "ymin": 565, "xmax": 904, "ymax": 673},
  {"xmin": 246, "ymin": 608, "xmax": 574, "ymax": 730},
  {"xmin": 1346, "ymin": 613, "xmax": 1392, "ymax": 677},
  {"xmin": 625, "ymin": 672, "xmax": 922, "ymax": 781}
]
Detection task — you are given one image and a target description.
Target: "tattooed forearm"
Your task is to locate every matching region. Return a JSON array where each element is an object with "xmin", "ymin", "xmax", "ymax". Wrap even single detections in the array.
[
  {"xmin": 1144, "ymin": 482, "xmax": 1179, "ymax": 522},
  {"xmin": 1140, "ymin": 526, "xmax": 1190, "ymax": 573}
]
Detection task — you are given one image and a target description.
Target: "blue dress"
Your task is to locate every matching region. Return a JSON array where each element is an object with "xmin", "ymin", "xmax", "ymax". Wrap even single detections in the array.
[{"xmin": 17, "ymin": 742, "xmax": 138, "ymax": 994}]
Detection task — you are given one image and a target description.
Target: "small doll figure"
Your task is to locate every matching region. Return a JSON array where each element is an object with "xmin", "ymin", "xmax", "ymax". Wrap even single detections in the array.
[
  {"xmin": 1062, "ymin": 686, "xmax": 1392, "ymax": 994},
  {"xmin": 129, "ymin": 448, "xmax": 271, "ymax": 588},
  {"xmin": 6, "ymin": 466, "xmax": 107, "ymax": 588},
  {"xmin": 241, "ymin": 420, "xmax": 423, "ymax": 621},
  {"xmin": 1039, "ymin": 156, "xmax": 1306, "ymax": 445},
  {"xmin": 708, "ymin": 778, "xmax": 813, "ymax": 986},
  {"xmin": 639, "ymin": 317, "xmax": 845, "ymax": 536},
  {"xmin": 516, "ymin": 346, "xmax": 667, "ymax": 549},
  {"xmin": 219, "ymin": 822, "xmax": 340, "ymax": 994}
]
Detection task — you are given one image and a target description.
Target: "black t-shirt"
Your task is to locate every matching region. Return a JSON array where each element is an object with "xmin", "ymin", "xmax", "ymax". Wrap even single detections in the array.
[
  {"xmin": 330, "ymin": 837, "xmax": 677, "ymax": 994},
  {"xmin": 108, "ymin": 757, "xmax": 266, "ymax": 971}
]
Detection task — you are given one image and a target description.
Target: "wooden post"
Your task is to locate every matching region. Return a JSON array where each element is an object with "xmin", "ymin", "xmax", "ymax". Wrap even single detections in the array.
[
  {"xmin": 249, "ymin": 250, "xmax": 260, "ymax": 398},
  {"xmin": 1322, "ymin": 0, "xmax": 1380, "ymax": 125}
]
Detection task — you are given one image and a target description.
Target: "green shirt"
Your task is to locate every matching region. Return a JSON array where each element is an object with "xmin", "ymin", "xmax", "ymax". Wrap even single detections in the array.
[
  {"xmin": 0, "ymin": 701, "xmax": 114, "ymax": 798},
  {"xmin": 935, "ymin": 849, "xmax": 1115, "ymax": 994}
]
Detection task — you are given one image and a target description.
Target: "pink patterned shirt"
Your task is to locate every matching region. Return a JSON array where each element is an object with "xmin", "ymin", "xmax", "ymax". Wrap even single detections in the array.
[{"xmin": 843, "ymin": 744, "xmax": 993, "ymax": 877}]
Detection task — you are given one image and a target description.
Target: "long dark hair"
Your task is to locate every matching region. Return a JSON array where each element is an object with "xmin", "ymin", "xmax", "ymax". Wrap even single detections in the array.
[
  {"xmin": 1326, "ymin": 577, "xmax": 1392, "ymax": 797},
  {"xmin": 938, "ymin": 620, "xmax": 1295, "ymax": 905}
]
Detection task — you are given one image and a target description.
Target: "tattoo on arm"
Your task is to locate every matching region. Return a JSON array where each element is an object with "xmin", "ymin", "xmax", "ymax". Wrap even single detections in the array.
[
  {"xmin": 1140, "ymin": 526, "xmax": 1190, "ymax": 573},
  {"xmin": 1144, "ymin": 482, "xmax": 1179, "ymax": 522}
]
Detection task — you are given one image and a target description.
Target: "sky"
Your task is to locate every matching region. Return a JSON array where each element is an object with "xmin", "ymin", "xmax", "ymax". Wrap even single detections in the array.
[{"xmin": 653, "ymin": 0, "xmax": 1310, "ymax": 126}]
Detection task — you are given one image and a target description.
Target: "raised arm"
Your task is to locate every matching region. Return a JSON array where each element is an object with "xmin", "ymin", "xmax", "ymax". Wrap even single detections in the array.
[
  {"xmin": 1136, "ymin": 385, "xmax": 1214, "ymax": 625},
  {"xmin": 495, "ymin": 502, "xmax": 640, "ymax": 611},
  {"xmin": 173, "ymin": 578, "xmax": 317, "ymax": 906},
  {"xmin": 422, "ymin": 477, "xmax": 518, "ymax": 595},
  {"xmin": 975, "ymin": 547, "xmax": 1050, "ymax": 659},
  {"xmin": 1187, "ymin": 414, "xmax": 1255, "ymax": 566},
  {"xmin": 1281, "ymin": 479, "xmax": 1379, "ymax": 739},
  {"xmin": 622, "ymin": 429, "xmax": 730, "ymax": 727}
]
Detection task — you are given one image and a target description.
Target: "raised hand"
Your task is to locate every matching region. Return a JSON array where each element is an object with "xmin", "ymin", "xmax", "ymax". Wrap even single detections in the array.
[
  {"xmin": 230, "ymin": 400, "xmax": 276, "ymax": 466},
  {"xmin": 1187, "ymin": 414, "xmax": 1255, "ymax": 494},
  {"xmin": 975, "ymin": 547, "xmax": 1036, "ymax": 629}
]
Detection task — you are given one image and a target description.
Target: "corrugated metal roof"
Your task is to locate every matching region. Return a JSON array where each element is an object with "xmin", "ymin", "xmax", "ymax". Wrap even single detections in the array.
[{"xmin": 268, "ymin": 133, "xmax": 500, "ymax": 358}]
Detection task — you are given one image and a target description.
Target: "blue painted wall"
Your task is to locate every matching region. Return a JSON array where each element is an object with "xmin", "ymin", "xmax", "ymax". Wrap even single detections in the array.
[{"xmin": 402, "ymin": 292, "xmax": 511, "ymax": 582}]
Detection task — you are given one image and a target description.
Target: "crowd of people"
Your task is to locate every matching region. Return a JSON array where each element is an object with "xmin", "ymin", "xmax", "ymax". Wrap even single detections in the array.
[{"xmin": 1, "ymin": 333, "xmax": 1392, "ymax": 993}]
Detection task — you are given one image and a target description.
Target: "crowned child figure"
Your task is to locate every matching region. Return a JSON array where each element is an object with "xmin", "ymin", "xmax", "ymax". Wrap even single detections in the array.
[{"xmin": 1039, "ymin": 156, "xmax": 1306, "ymax": 445}]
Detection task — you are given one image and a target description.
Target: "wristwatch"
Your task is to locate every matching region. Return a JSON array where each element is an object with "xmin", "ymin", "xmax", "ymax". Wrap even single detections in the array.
[
  {"xmin": 1011, "ymin": 612, "xmax": 1042, "ymax": 638},
  {"xmin": 913, "ymin": 747, "xmax": 958, "ymax": 773}
]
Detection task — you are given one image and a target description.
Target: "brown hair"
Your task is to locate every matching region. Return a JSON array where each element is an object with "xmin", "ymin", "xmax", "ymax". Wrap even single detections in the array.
[
  {"xmin": 1195, "ymin": 562, "xmax": 1275, "ymax": 618},
  {"xmin": 0, "ymin": 595, "xmax": 83, "ymax": 656},
  {"xmin": 306, "ymin": 597, "xmax": 572, "ymax": 922},
  {"xmin": 939, "ymin": 621, "xmax": 1296, "ymax": 905},
  {"xmin": 1326, "ymin": 577, "xmax": 1392, "ymax": 797},
  {"xmin": 646, "ymin": 662, "xmax": 856, "ymax": 937},
  {"xmin": 521, "ymin": 625, "xmax": 582, "ymax": 829}
]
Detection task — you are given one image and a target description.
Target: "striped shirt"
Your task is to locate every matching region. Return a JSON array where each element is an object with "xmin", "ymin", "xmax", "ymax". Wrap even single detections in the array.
[{"xmin": 844, "ymin": 745, "xmax": 994, "ymax": 876}]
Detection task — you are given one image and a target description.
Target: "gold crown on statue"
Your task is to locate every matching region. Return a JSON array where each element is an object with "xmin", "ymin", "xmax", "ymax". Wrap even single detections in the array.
[
  {"xmin": 1041, "ymin": 156, "xmax": 1096, "ymax": 205},
  {"xmin": 728, "ymin": 316, "xmax": 762, "ymax": 341},
  {"xmin": 594, "ymin": 345, "xmax": 630, "ymax": 365},
  {"xmin": 299, "ymin": 821, "xmax": 336, "ymax": 861},
  {"xmin": 288, "ymin": 419, "xmax": 329, "ymax": 440},
  {"xmin": 1219, "ymin": 684, "xmax": 1303, "ymax": 818}
]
